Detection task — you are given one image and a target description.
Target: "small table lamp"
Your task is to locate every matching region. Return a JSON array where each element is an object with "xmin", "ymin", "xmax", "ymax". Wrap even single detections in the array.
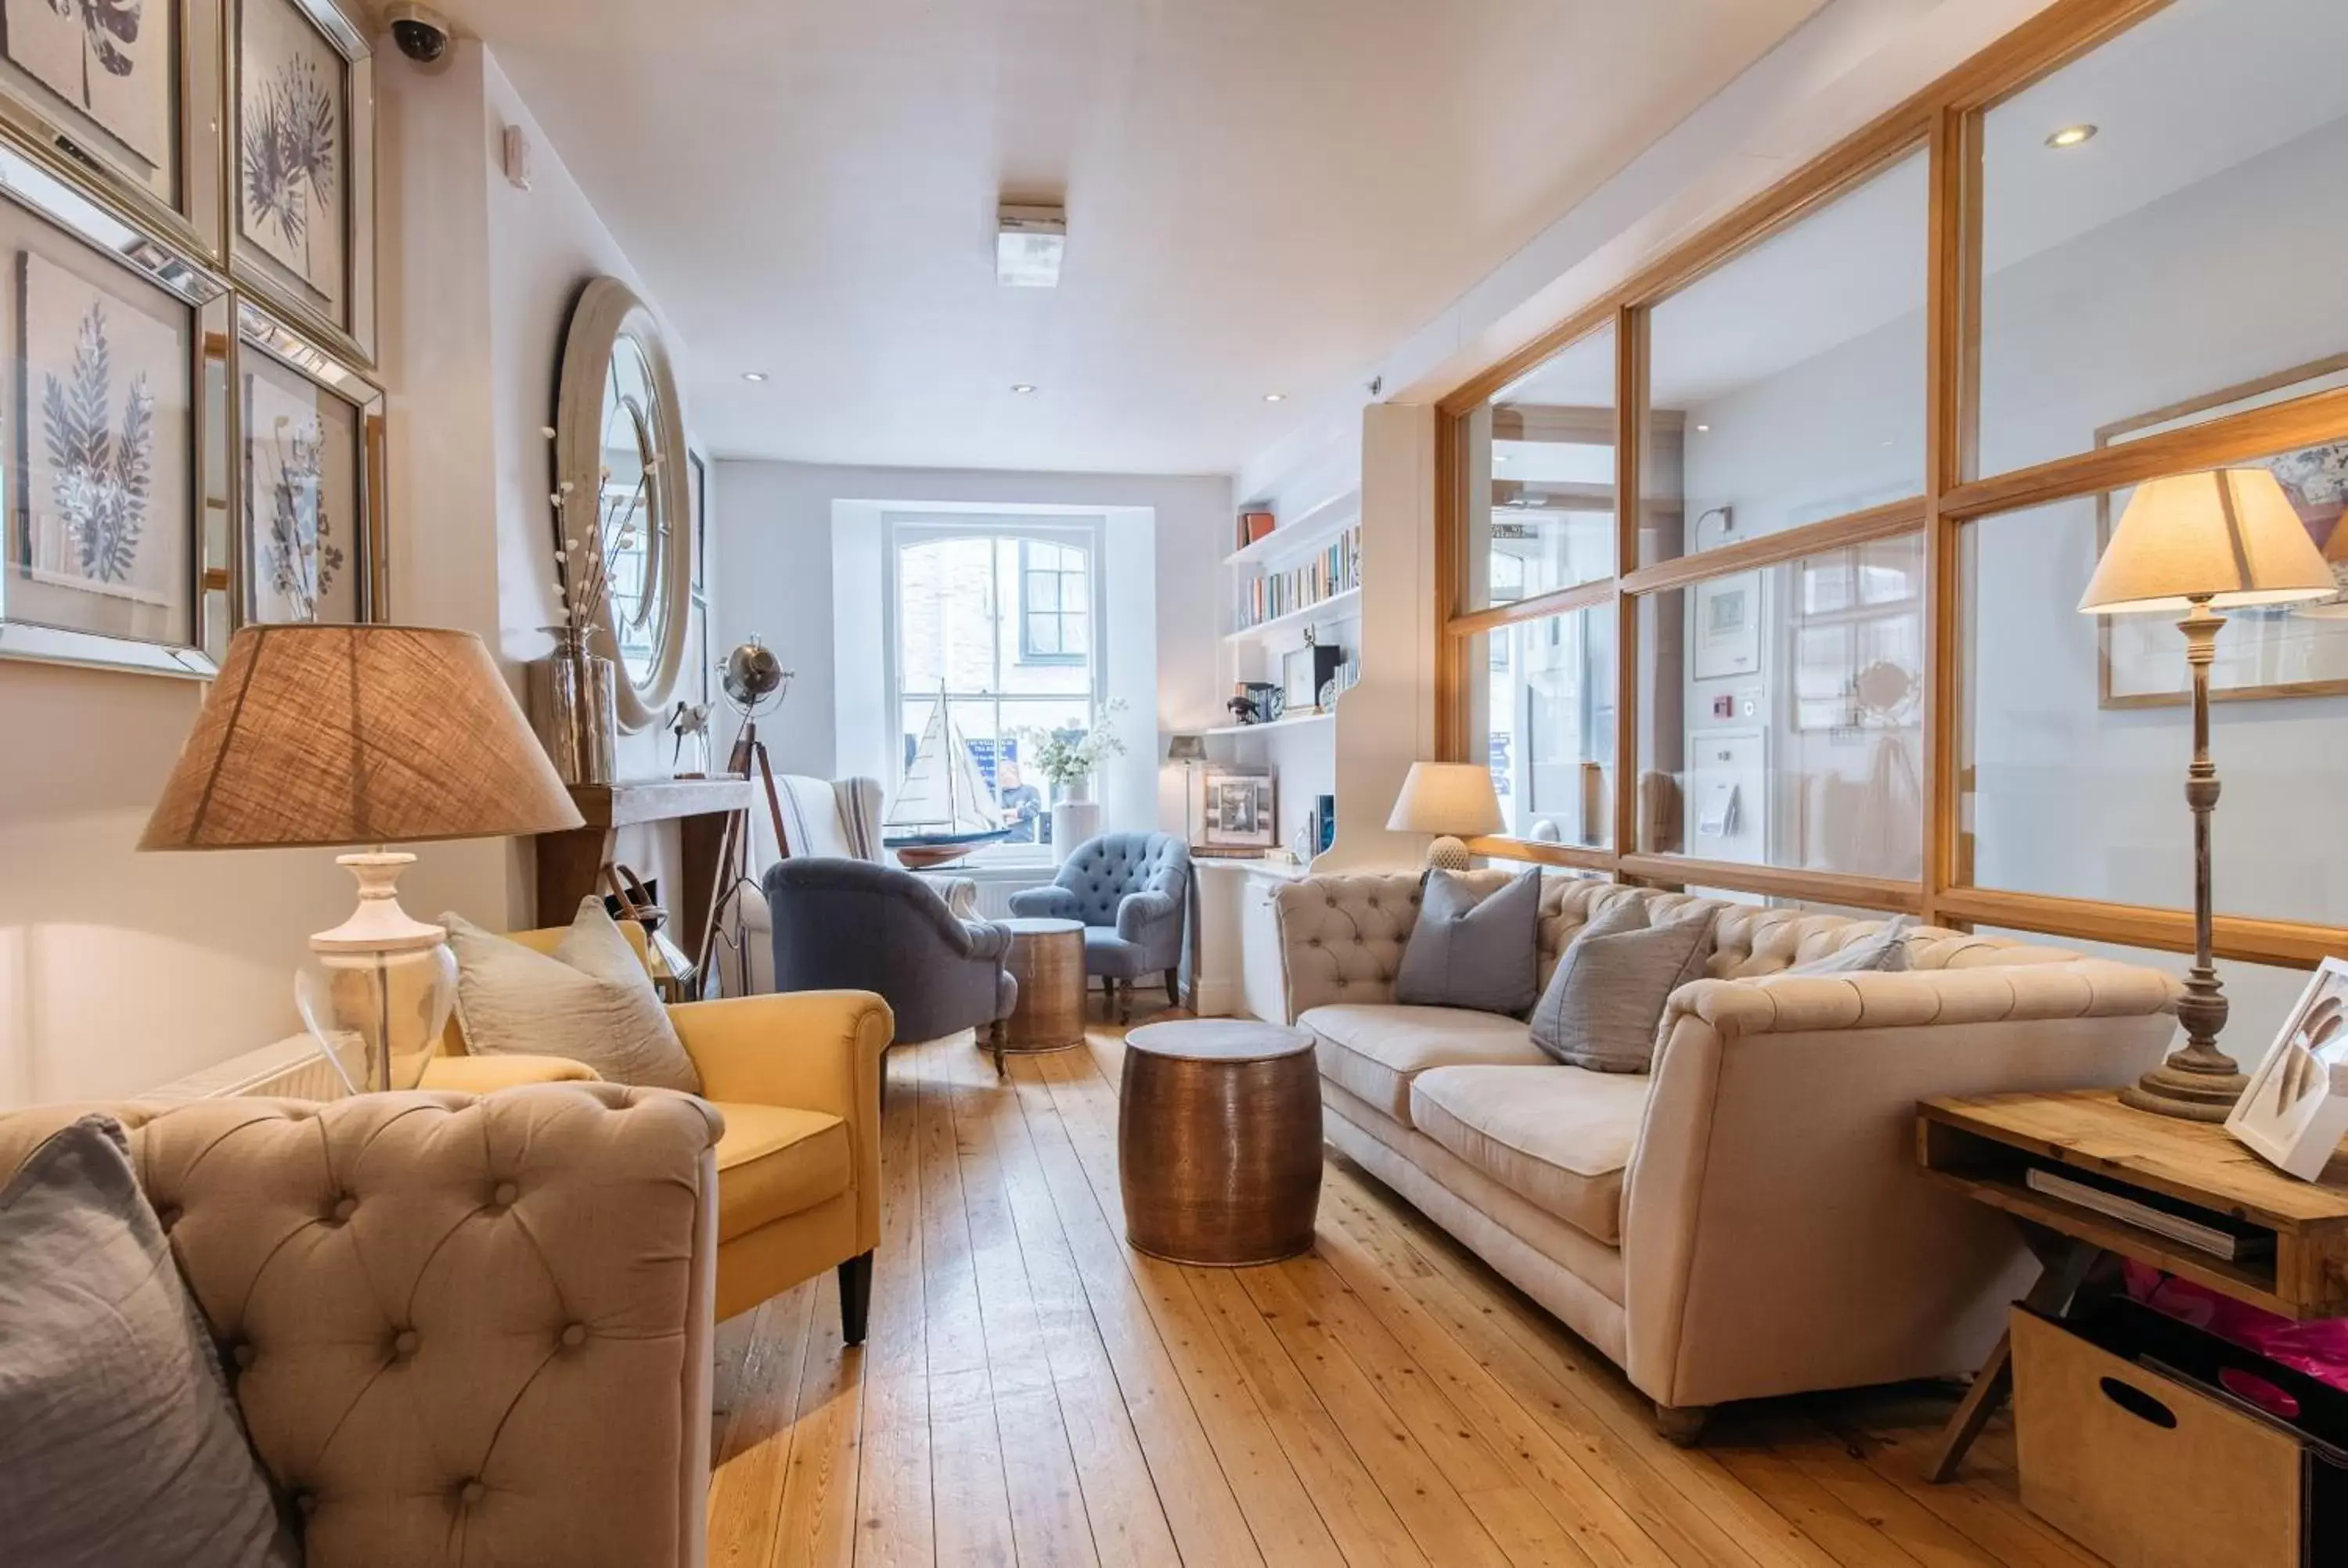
[
  {"xmin": 141, "ymin": 624, "xmax": 585, "ymax": 1091},
  {"xmin": 1387, "ymin": 761, "xmax": 1504, "ymax": 872},
  {"xmin": 2078, "ymin": 468, "xmax": 2335, "ymax": 1120}
]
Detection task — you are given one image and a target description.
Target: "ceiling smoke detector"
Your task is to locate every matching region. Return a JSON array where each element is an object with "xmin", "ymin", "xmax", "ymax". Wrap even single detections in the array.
[{"xmin": 997, "ymin": 204, "xmax": 1066, "ymax": 288}]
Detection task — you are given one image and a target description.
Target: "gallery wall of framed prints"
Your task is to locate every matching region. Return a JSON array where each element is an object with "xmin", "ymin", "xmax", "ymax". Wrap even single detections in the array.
[{"xmin": 0, "ymin": 0, "xmax": 382, "ymax": 679}]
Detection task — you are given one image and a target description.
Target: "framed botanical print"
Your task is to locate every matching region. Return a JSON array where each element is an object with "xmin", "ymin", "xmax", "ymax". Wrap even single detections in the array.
[
  {"xmin": 0, "ymin": 140, "xmax": 228, "ymax": 676},
  {"xmin": 232, "ymin": 297, "xmax": 380, "ymax": 627},
  {"xmin": 0, "ymin": 0, "xmax": 224, "ymax": 257},
  {"xmin": 231, "ymin": 0, "xmax": 373, "ymax": 364},
  {"xmin": 2097, "ymin": 352, "xmax": 2348, "ymax": 708}
]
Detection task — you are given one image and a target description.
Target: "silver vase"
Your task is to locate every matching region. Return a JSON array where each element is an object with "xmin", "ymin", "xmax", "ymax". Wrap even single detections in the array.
[{"xmin": 529, "ymin": 627, "xmax": 618, "ymax": 786}]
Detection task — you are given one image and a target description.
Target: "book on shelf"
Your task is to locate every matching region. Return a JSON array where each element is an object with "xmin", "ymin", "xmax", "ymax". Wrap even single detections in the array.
[
  {"xmin": 2022, "ymin": 1166, "xmax": 2272, "ymax": 1262},
  {"xmin": 1234, "ymin": 524, "xmax": 1361, "ymax": 631},
  {"xmin": 1238, "ymin": 509, "xmax": 1276, "ymax": 549}
]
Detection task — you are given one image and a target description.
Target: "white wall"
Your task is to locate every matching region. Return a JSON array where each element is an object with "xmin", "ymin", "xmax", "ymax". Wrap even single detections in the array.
[
  {"xmin": 0, "ymin": 40, "xmax": 691, "ymax": 1107},
  {"xmin": 712, "ymin": 461, "xmax": 1227, "ymax": 838}
]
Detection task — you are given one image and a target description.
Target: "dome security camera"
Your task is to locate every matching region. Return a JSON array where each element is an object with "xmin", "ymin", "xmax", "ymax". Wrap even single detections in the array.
[{"xmin": 384, "ymin": 2, "xmax": 452, "ymax": 63}]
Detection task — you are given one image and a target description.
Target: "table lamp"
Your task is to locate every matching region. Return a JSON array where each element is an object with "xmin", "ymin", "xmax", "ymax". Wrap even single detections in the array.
[
  {"xmin": 2078, "ymin": 468, "xmax": 2335, "ymax": 1120},
  {"xmin": 1387, "ymin": 761, "xmax": 1504, "ymax": 871},
  {"xmin": 141, "ymin": 624, "xmax": 585, "ymax": 1092}
]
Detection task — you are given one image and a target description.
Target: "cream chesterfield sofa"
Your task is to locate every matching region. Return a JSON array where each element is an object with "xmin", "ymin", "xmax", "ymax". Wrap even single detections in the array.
[{"xmin": 1275, "ymin": 872, "xmax": 2182, "ymax": 1435}]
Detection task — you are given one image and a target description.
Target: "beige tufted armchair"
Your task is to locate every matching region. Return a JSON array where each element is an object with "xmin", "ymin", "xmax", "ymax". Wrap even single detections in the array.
[{"xmin": 0, "ymin": 1084, "xmax": 722, "ymax": 1568}]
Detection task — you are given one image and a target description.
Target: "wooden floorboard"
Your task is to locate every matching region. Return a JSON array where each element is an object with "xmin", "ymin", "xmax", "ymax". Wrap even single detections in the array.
[{"xmin": 708, "ymin": 1023, "xmax": 2101, "ymax": 1567}]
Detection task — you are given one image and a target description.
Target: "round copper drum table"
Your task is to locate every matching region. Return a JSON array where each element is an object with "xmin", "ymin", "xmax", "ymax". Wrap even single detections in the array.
[
  {"xmin": 992, "ymin": 917, "xmax": 1086, "ymax": 1076},
  {"xmin": 1118, "ymin": 1020, "xmax": 1322, "ymax": 1266}
]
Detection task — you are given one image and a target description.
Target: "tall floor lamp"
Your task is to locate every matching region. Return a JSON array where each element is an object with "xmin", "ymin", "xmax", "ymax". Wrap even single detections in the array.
[{"xmin": 2078, "ymin": 468, "xmax": 2336, "ymax": 1120}]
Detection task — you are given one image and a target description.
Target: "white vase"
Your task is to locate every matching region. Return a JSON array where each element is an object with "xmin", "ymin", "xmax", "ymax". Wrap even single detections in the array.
[
  {"xmin": 1050, "ymin": 800, "xmax": 1100, "ymax": 864},
  {"xmin": 1055, "ymin": 775, "xmax": 1093, "ymax": 804}
]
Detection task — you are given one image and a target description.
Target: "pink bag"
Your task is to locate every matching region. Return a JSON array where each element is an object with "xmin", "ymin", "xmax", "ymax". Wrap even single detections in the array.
[{"xmin": 2126, "ymin": 1261, "xmax": 2348, "ymax": 1395}]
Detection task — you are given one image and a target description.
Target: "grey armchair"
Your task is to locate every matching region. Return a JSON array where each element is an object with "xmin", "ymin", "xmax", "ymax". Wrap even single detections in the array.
[
  {"xmin": 762, "ymin": 858, "xmax": 1016, "ymax": 1052},
  {"xmin": 1008, "ymin": 831, "xmax": 1190, "ymax": 1023}
]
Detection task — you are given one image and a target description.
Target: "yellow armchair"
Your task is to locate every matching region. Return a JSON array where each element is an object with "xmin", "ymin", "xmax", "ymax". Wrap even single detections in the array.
[{"xmin": 423, "ymin": 923, "xmax": 891, "ymax": 1332}]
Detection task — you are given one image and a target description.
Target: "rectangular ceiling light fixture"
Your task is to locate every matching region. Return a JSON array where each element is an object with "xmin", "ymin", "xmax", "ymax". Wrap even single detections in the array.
[{"xmin": 997, "ymin": 203, "xmax": 1066, "ymax": 288}]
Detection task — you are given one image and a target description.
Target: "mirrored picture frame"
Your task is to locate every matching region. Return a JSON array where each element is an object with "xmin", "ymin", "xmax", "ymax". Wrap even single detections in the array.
[
  {"xmin": 229, "ymin": 295, "xmax": 381, "ymax": 628},
  {"xmin": 229, "ymin": 0, "xmax": 373, "ymax": 365},
  {"xmin": 0, "ymin": 135, "xmax": 229, "ymax": 677},
  {"xmin": 0, "ymin": 0, "xmax": 224, "ymax": 262}
]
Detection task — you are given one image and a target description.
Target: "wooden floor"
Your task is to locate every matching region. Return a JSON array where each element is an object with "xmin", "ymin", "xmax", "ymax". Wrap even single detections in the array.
[{"xmin": 707, "ymin": 1023, "xmax": 2103, "ymax": 1568}]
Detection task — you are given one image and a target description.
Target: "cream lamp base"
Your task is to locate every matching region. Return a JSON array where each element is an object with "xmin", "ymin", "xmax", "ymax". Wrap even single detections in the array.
[
  {"xmin": 311, "ymin": 851, "xmax": 447, "ymax": 955},
  {"xmin": 304, "ymin": 852, "xmax": 453, "ymax": 1095},
  {"xmin": 1424, "ymin": 836, "xmax": 1471, "ymax": 872}
]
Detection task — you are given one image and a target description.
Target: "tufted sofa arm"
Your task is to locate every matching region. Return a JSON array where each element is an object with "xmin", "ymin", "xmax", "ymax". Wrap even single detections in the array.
[
  {"xmin": 0, "ymin": 1084, "xmax": 723, "ymax": 1568},
  {"xmin": 1007, "ymin": 884, "xmax": 1082, "ymax": 922},
  {"xmin": 1115, "ymin": 887, "xmax": 1179, "ymax": 944},
  {"xmin": 1276, "ymin": 873, "xmax": 1428, "ymax": 1021}
]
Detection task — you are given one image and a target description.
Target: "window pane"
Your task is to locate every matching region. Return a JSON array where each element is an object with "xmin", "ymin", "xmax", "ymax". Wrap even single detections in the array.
[
  {"xmin": 1464, "ymin": 606, "xmax": 1617, "ymax": 848},
  {"xmin": 1457, "ymin": 325, "xmax": 1616, "ymax": 612},
  {"xmin": 1975, "ymin": 0, "xmax": 2348, "ymax": 477},
  {"xmin": 1963, "ymin": 477, "xmax": 2348, "ymax": 926},
  {"xmin": 1642, "ymin": 150, "xmax": 1927, "ymax": 566},
  {"xmin": 1637, "ymin": 534, "xmax": 1925, "ymax": 880},
  {"xmin": 897, "ymin": 535, "xmax": 999, "ymax": 693}
]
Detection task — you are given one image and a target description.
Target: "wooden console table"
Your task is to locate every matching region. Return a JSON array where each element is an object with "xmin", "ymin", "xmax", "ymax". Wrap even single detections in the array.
[
  {"xmin": 1915, "ymin": 1089, "xmax": 2348, "ymax": 1481},
  {"xmin": 534, "ymin": 778, "xmax": 754, "ymax": 964}
]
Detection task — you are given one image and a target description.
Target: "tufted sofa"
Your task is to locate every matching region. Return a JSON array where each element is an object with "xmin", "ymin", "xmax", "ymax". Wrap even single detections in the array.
[
  {"xmin": 1009, "ymin": 830, "xmax": 1190, "ymax": 1021},
  {"xmin": 1275, "ymin": 871, "xmax": 2184, "ymax": 1434},
  {"xmin": 0, "ymin": 1083, "xmax": 722, "ymax": 1568}
]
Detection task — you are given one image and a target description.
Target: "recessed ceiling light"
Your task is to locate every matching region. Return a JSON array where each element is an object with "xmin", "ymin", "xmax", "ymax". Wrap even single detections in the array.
[
  {"xmin": 2046, "ymin": 124, "xmax": 2098, "ymax": 149},
  {"xmin": 1010, "ymin": 383, "xmax": 1037, "ymax": 394},
  {"xmin": 741, "ymin": 371, "xmax": 769, "ymax": 383},
  {"xmin": 1694, "ymin": 423, "xmax": 1711, "ymax": 433},
  {"xmin": 1494, "ymin": 453, "xmax": 1511, "ymax": 464},
  {"xmin": 1262, "ymin": 392, "xmax": 1286, "ymax": 403}
]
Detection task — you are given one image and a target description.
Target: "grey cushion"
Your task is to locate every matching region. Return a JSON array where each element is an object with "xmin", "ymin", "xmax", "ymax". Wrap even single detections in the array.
[
  {"xmin": 1787, "ymin": 915, "xmax": 1915, "ymax": 974},
  {"xmin": 1394, "ymin": 869, "xmax": 1543, "ymax": 1016},
  {"xmin": 0, "ymin": 1116, "xmax": 299, "ymax": 1568},
  {"xmin": 445, "ymin": 897, "xmax": 700, "ymax": 1092},
  {"xmin": 1529, "ymin": 897, "xmax": 1715, "ymax": 1073}
]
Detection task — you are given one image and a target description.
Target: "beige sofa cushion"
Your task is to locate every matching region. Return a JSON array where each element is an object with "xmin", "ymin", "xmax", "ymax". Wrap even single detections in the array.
[
  {"xmin": 1408, "ymin": 1065, "xmax": 1651, "ymax": 1246},
  {"xmin": 1302, "ymin": 1004, "xmax": 1551, "ymax": 1125}
]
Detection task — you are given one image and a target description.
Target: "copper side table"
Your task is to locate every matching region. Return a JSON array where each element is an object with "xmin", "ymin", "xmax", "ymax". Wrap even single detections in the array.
[
  {"xmin": 1118, "ymin": 1020, "xmax": 1321, "ymax": 1265},
  {"xmin": 992, "ymin": 917, "xmax": 1086, "ymax": 1076}
]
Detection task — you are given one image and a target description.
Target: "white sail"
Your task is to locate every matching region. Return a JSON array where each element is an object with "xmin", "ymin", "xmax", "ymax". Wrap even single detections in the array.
[{"xmin": 884, "ymin": 702, "xmax": 999, "ymax": 836}]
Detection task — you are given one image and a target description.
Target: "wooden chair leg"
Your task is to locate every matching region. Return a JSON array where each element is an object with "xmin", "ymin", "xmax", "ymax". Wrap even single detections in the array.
[
  {"xmin": 986, "ymin": 1019, "xmax": 1007, "ymax": 1077},
  {"xmin": 1117, "ymin": 978, "xmax": 1133, "ymax": 1025},
  {"xmin": 1653, "ymin": 1402, "xmax": 1712, "ymax": 1447},
  {"xmin": 837, "ymin": 1251, "xmax": 874, "ymax": 1347},
  {"xmin": 1164, "ymin": 967, "xmax": 1180, "ymax": 1009}
]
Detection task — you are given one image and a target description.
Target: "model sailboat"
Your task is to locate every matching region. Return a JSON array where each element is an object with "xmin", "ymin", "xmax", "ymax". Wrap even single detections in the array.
[{"xmin": 883, "ymin": 699, "xmax": 1014, "ymax": 866}]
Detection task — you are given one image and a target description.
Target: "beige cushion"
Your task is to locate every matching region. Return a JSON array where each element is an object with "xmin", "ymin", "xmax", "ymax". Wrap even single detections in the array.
[
  {"xmin": 711, "ymin": 1102, "xmax": 851, "ymax": 1241},
  {"xmin": 1301, "ymin": 1004, "xmax": 1551, "ymax": 1126},
  {"xmin": 447, "ymin": 899, "xmax": 700, "ymax": 1093},
  {"xmin": 1408, "ymin": 1065, "xmax": 1650, "ymax": 1245}
]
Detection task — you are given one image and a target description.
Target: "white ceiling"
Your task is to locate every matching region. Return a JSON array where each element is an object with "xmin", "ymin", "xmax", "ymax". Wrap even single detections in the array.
[{"xmin": 438, "ymin": 0, "xmax": 1831, "ymax": 475}]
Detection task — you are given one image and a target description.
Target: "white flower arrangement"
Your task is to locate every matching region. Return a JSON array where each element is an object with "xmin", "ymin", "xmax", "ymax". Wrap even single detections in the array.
[
  {"xmin": 1018, "ymin": 698, "xmax": 1129, "ymax": 789},
  {"xmin": 545, "ymin": 424, "xmax": 657, "ymax": 639}
]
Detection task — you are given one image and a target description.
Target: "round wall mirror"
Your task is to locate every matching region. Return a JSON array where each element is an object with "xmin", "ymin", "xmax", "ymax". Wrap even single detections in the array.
[{"xmin": 555, "ymin": 278, "xmax": 691, "ymax": 732}]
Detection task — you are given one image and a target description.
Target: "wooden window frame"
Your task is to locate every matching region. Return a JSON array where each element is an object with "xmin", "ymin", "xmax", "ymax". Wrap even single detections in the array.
[{"xmin": 1431, "ymin": 0, "xmax": 2348, "ymax": 969}]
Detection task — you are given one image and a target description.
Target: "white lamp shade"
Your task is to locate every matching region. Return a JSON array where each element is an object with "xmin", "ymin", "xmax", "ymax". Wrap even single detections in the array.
[
  {"xmin": 2080, "ymin": 468, "xmax": 2335, "ymax": 616},
  {"xmin": 1386, "ymin": 761, "xmax": 1504, "ymax": 837}
]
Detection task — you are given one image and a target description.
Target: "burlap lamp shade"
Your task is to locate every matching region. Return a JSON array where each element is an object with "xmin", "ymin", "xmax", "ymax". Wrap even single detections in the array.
[
  {"xmin": 141, "ymin": 624, "xmax": 583, "ymax": 1094},
  {"xmin": 142, "ymin": 624, "xmax": 582, "ymax": 851}
]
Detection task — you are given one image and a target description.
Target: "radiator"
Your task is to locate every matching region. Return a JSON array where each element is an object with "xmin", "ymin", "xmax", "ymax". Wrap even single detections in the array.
[
  {"xmin": 146, "ymin": 1034, "xmax": 347, "ymax": 1103},
  {"xmin": 967, "ymin": 873, "xmax": 1050, "ymax": 921}
]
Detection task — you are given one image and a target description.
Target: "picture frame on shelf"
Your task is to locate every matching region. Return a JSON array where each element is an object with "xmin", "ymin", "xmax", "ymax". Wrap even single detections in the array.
[
  {"xmin": 2094, "ymin": 353, "xmax": 2348, "ymax": 709},
  {"xmin": 2227, "ymin": 956, "xmax": 2348, "ymax": 1181},
  {"xmin": 1281, "ymin": 640, "xmax": 1341, "ymax": 714},
  {"xmin": 230, "ymin": 0, "xmax": 375, "ymax": 365},
  {"xmin": 0, "ymin": 0, "xmax": 225, "ymax": 260},
  {"xmin": 1201, "ymin": 768, "xmax": 1277, "ymax": 851},
  {"xmin": 0, "ymin": 138, "xmax": 229, "ymax": 678},
  {"xmin": 232, "ymin": 298, "xmax": 383, "ymax": 627}
]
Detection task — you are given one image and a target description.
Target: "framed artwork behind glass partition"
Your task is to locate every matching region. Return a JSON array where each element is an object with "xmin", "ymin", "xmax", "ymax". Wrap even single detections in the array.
[
  {"xmin": 0, "ymin": 139, "xmax": 228, "ymax": 676},
  {"xmin": 230, "ymin": 0, "xmax": 373, "ymax": 365},
  {"xmin": 232, "ymin": 297, "xmax": 380, "ymax": 626},
  {"xmin": 2097, "ymin": 352, "xmax": 2348, "ymax": 708},
  {"xmin": 0, "ymin": 0, "xmax": 223, "ymax": 257}
]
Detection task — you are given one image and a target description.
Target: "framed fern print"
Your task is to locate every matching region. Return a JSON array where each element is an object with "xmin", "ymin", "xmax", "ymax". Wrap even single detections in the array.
[
  {"xmin": 0, "ymin": 138, "xmax": 229, "ymax": 676},
  {"xmin": 0, "ymin": 0, "xmax": 225, "ymax": 261},
  {"xmin": 230, "ymin": 0, "xmax": 372, "ymax": 365},
  {"xmin": 232, "ymin": 297, "xmax": 380, "ymax": 627}
]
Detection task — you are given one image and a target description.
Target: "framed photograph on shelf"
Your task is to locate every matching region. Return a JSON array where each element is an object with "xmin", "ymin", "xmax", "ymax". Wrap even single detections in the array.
[
  {"xmin": 231, "ymin": 0, "xmax": 374, "ymax": 364},
  {"xmin": 0, "ymin": 0, "xmax": 224, "ymax": 257},
  {"xmin": 0, "ymin": 140, "xmax": 229, "ymax": 676},
  {"xmin": 2097, "ymin": 352, "xmax": 2348, "ymax": 708},
  {"xmin": 233, "ymin": 298, "xmax": 381, "ymax": 626},
  {"xmin": 2227, "ymin": 956, "xmax": 2348, "ymax": 1181},
  {"xmin": 1201, "ymin": 768, "xmax": 1277, "ymax": 851}
]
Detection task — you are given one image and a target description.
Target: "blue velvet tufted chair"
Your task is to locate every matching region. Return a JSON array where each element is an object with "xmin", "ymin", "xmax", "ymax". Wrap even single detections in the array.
[{"xmin": 1008, "ymin": 832, "xmax": 1191, "ymax": 1023}]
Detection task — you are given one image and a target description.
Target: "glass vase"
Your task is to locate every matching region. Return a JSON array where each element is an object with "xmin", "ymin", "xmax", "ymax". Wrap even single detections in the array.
[{"xmin": 528, "ymin": 624, "xmax": 617, "ymax": 785}]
